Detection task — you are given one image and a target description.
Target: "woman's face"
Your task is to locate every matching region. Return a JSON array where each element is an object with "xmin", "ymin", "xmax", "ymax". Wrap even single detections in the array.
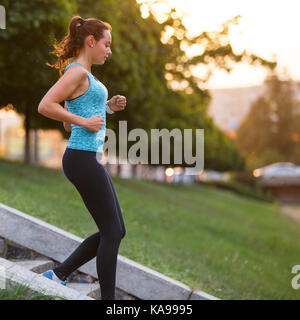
[{"xmin": 93, "ymin": 29, "xmax": 112, "ymax": 64}]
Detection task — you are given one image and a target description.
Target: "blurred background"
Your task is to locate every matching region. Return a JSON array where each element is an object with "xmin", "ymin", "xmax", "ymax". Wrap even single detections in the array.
[
  {"xmin": 1, "ymin": 0, "xmax": 300, "ymax": 208},
  {"xmin": 1, "ymin": 0, "xmax": 300, "ymax": 299}
]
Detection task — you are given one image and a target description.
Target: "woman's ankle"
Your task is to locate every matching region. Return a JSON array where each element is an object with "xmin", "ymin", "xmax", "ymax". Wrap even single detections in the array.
[{"xmin": 53, "ymin": 268, "xmax": 67, "ymax": 281}]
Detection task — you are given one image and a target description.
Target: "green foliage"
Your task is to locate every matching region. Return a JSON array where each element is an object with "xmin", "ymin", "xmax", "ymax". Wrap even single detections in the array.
[
  {"xmin": 236, "ymin": 73, "xmax": 300, "ymax": 168},
  {"xmin": 0, "ymin": 0, "xmax": 275, "ymax": 170},
  {"xmin": 0, "ymin": 0, "xmax": 76, "ymax": 137},
  {"xmin": 159, "ymin": 13, "xmax": 276, "ymax": 93},
  {"xmin": 0, "ymin": 0, "xmax": 76, "ymax": 100},
  {"xmin": 71, "ymin": 1, "xmax": 274, "ymax": 170}
]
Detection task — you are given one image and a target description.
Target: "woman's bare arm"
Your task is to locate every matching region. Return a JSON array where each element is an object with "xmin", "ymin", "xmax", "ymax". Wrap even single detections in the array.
[
  {"xmin": 38, "ymin": 66, "xmax": 88, "ymax": 127},
  {"xmin": 38, "ymin": 66, "xmax": 104, "ymax": 132}
]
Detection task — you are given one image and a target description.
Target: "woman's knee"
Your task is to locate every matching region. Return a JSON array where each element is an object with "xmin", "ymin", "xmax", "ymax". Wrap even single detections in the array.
[{"xmin": 102, "ymin": 227, "xmax": 124, "ymax": 243}]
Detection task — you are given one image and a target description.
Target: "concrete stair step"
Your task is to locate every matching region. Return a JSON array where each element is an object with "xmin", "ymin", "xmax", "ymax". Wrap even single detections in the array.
[
  {"xmin": 9, "ymin": 258, "xmax": 102, "ymax": 299},
  {"xmin": 12, "ymin": 259, "xmax": 56, "ymax": 274},
  {"xmin": 10, "ymin": 258, "xmax": 102, "ymax": 299},
  {"xmin": 0, "ymin": 257, "xmax": 94, "ymax": 300},
  {"xmin": 67, "ymin": 282, "xmax": 101, "ymax": 299}
]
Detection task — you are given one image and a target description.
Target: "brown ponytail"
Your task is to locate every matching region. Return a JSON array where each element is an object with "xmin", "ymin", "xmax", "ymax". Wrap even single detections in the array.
[{"xmin": 46, "ymin": 16, "xmax": 112, "ymax": 76}]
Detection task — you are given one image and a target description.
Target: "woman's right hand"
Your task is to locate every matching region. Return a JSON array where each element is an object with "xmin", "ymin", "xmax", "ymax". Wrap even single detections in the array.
[{"xmin": 83, "ymin": 115, "xmax": 104, "ymax": 132}]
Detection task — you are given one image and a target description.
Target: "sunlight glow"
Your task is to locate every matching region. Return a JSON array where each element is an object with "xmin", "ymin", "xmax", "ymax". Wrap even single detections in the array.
[
  {"xmin": 140, "ymin": 4, "xmax": 150, "ymax": 18},
  {"xmin": 137, "ymin": 0, "xmax": 300, "ymax": 88}
]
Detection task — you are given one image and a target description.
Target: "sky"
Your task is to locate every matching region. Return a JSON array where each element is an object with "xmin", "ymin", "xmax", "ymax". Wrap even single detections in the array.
[{"xmin": 138, "ymin": 0, "xmax": 300, "ymax": 89}]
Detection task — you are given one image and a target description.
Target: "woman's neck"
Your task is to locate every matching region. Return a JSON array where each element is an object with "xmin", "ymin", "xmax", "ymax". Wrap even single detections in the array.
[{"xmin": 73, "ymin": 56, "xmax": 92, "ymax": 74}]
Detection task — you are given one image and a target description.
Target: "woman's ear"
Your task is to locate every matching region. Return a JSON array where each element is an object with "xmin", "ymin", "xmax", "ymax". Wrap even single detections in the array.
[{"xmin": 86, "ymin": 35, "xmax": 95, "ymax": 48}]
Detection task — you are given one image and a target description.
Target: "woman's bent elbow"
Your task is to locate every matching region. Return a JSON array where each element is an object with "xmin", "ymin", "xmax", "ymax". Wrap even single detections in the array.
[
  {"xmin": 38, "ymin": 104, "xmax": 45, "ymax": 115},
  {"xmin": 38, "ymin": 99, "xmax": 50, "ymax": 115}
]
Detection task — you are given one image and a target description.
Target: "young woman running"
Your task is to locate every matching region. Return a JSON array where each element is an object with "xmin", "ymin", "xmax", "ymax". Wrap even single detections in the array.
[{"xmin": 38, "ymin": 16, "xmax": 127, "ymax": 300}]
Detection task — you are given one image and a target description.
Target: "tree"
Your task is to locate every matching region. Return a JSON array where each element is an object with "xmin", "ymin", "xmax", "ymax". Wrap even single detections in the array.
[
  {"xmin": 0, "ymin": 0, "xmax": 76, "ymax": 163},
  {"xmin": 236, "ymin": 73, "xmax": 300, "ymax": 168},
  {"xmin": 0, "ymin": 0, "xmax": 275, "ymax": 171},
  {"xmin": 77, "ymin": 0, "xmax": 274, "ymax": 171},
  {"xmin": 141, "ymin": 1, "xmax": 276, "ymax": 96}
]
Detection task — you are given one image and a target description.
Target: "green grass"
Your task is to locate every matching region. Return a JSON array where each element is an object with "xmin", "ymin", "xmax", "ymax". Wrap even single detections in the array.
[
  {"xmin": 1, "ymin": 157, "xmax": 300, "ymax": 300},
  {"xmin": 0, "ymin": 283, "xmax": 65, "ymax": 300}
]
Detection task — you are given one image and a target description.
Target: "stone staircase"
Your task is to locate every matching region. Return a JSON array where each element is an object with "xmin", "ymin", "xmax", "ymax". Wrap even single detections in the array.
[
  {"xmin": 0, "ymin": 256, "xmax": 94, "ymax": 300},
  {"xmin": 0, "ymin": 202, "xmax": 220, "ymax": 300},
  {"xmin": 0, "ymin": 237, "xmax": 138, "ymax": 300},
  {"xmin": 13, "ymin": 258, "xmax": 100, "ymax": 299}
]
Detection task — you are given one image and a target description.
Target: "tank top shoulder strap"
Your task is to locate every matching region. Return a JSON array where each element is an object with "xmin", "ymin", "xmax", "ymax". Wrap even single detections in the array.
[{"xmin": 64, "ymin": 62, "xmax": 88, "ymax": 74}]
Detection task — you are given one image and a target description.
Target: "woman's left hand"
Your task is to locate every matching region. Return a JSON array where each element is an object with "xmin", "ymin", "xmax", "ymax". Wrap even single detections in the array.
[{"xmin": 107, "ymin": 95, "xmax": 127, "ymax": 111}]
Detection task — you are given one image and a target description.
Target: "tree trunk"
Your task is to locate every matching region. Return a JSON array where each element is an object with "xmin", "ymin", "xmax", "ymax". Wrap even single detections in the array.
[
  {"xmin": 24, "ymin": 104, "xmax": 31, "ymax": 164},
  {"xmin": 33, "ymin": 129, "xmax": 39, "ymax": 164}
]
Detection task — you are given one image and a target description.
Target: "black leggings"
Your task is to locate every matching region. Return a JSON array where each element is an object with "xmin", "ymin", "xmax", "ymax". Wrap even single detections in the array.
[{"xmin": 53, "ymin": 147, "xmax": 126, "ymax": 300}]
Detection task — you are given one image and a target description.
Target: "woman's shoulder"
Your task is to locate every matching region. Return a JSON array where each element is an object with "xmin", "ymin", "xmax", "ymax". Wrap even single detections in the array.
[{"xmin": 63, "ymin": 64, "xmax": 88, "ymax": 80}]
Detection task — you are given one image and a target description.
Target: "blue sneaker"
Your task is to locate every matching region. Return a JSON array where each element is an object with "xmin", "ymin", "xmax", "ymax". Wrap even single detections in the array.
[{"xmin": 42, "ymin": 270, "xmax": 68, "ymax": 286}]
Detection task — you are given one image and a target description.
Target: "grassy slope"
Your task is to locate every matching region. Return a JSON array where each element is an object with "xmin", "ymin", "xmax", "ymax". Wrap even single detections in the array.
[{"xmin": 0, "ymin": 157, "xmax": 300, "ymax": 300}]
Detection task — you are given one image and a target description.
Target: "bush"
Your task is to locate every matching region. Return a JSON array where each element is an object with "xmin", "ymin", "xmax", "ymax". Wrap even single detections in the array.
[
  {"xmin": 231, "ymin": 169, "xmax": 257, "ymax": 187},
  {"xmin": 201, "ymin": 179, "xmax": 276, "ymax": 203}
]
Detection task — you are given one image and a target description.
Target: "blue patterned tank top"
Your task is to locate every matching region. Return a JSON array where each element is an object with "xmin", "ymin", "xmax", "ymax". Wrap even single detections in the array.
[{"xmin": 64, "ymin": 62, "xmax": 113, "ymax": 154}]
